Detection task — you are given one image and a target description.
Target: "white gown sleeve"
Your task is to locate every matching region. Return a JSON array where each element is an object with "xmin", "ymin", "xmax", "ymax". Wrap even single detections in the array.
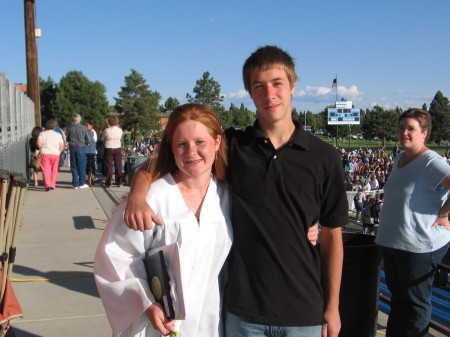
[{"xmin": 94, "ymin": 199, "xmax": 156, "ymax": 337}]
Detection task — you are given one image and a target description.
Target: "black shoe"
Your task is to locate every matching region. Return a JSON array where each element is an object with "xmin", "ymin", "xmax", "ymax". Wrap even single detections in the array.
[{"xmin": 46, "ymin": 188, "xmax": 50, "ymax": 192}]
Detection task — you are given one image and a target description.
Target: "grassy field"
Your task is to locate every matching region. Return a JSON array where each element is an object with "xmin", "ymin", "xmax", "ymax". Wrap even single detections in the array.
[{"xmin": 320, "ymin": 138, "xmax": 449, "ymax": 155}]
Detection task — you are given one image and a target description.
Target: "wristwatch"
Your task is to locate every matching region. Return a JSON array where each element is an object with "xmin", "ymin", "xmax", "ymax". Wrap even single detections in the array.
[{"xmin": 438, "ymin": 212, "xmax": 449, "ymax": 218}]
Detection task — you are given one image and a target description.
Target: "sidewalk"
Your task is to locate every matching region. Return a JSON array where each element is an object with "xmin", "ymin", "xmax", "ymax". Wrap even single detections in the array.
[
  {"xmin": 10, "ymin": 167, "xmax": 129, "ymax": 337},
  {"xmin": 7, "ymin": 167, "xmax": 446, "ymax": 337}
]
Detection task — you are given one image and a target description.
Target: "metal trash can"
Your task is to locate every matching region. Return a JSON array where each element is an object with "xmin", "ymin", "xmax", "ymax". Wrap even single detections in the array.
[
  {"xmin": 339, "ymin": 232, "xmax": 382, "ymax": 337},
  {"xmin": 126, "ymin": 156, "xmax": 148, "ymax": 185}
]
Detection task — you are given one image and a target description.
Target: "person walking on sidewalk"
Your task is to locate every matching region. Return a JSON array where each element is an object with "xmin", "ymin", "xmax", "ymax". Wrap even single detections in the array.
[
  {"xmin": 28, "ymin": 126, "xmax": 43, "ymax": 187},
  {"xmin": 66, "ymin": 113, "xmax": 90, "ymax": 189}
]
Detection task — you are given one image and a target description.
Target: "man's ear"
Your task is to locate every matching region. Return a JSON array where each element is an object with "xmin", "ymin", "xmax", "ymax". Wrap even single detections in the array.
[{"xmin": 290, "ymin": 80, "xmax": 297, "ymax": 95}]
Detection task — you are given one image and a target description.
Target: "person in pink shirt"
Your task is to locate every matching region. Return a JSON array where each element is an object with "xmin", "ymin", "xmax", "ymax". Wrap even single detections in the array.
[{"xmin": 37, "ymin": 119, "xmax": 64, "ymax": 191}]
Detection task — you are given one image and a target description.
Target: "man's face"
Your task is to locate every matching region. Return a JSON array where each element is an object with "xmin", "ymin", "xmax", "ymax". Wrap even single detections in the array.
[{"xmin": 249, "ymin": 67, "xmax": 296, "ymax": 126}]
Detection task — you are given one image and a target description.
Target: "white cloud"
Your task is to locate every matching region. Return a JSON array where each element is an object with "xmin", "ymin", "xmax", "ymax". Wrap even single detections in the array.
[
  {"xmin": 296, "ymin": 85, "xmax": 364, "ymax": 101},
  {"xmin": 297, "ymin": 86, "xmax": 332, "ymax": 97},
  {"xmin": 338, "ymin": 85, "xmax": 364, "ymax": 101},
  {"xmin": 224, "ymin": 90, "xmax": 249, "ymax": 99}
]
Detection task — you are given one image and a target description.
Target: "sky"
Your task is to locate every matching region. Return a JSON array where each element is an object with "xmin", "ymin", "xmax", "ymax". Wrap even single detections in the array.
[{"xmin": 2, "ymin": 0, "xmax": 450, "ymax": 114}]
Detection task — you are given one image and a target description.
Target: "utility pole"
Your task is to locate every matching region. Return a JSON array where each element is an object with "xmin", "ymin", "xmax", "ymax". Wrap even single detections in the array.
[{"xmin": 24, "ymin": 0, "xmax": 40, "ymax": 126}]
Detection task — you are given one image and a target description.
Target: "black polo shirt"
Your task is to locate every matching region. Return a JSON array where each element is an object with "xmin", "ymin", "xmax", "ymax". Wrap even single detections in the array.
[{"xmin": 224, "ymin": 120, "xmax": 348, "ymax": 326}]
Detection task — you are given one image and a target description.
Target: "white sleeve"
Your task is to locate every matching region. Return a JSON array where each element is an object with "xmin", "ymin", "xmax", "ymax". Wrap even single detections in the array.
[{"xmin": 94, "ymin": 200, "xmax": 155, "ymax": 337}]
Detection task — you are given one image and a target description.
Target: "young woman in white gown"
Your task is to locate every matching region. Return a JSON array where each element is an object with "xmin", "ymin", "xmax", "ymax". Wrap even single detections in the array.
[{"xmin": 94, "ymin": 103, "xmax": 232, "ymax": 337}]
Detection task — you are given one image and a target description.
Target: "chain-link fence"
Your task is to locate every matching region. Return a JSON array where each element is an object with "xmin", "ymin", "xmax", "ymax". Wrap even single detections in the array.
[{"xmin": 0, "ymin": 73, "xmax": 36, "ymax": 179}]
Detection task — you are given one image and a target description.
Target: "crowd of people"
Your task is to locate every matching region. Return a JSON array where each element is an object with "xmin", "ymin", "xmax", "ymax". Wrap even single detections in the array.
[
  {"xmin": 340, "ymin": 146, "xmax": 397, "ymax": 191},
  {"xmin": 29, "ymin": 114, "xmax": 130, "ymax": 190}
]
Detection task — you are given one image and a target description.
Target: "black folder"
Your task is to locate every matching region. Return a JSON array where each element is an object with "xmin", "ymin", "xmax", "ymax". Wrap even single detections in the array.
[{"xmin": 144, "ymin": 250, "xmax": 175, "ymax": 320}]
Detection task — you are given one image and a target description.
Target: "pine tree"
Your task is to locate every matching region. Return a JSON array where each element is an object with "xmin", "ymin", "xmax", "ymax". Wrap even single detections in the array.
[
  {"xmin": 115, "ymin": 69, "xmax": 161, "ymax": 133},
  {"xmin": 429, "ymin": 91, "xmax": 450, "ymax": 145},
  {"xmin": 160, "ymin": 97, "xmax": 180, "ymax": 112},
  {"xmin": 186, "ymin": 71, "xmax": 224, "ymax": 114}
]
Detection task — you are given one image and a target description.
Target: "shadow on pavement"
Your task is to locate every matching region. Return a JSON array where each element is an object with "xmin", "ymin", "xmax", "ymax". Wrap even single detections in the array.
[
  {"xmin": 73, "ymin": 215, "xmax": 100, "ymax": 230},
  {"xmin": 11, "ymin": 265, "xmax": 100, "ymax": 298},
  {"xmin": 10, "ymin": 327, "xmax": 41, "ymax": 337}
]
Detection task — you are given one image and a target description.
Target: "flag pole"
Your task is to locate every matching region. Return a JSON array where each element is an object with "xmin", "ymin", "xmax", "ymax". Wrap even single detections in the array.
[
  {"xmin": 335, "ymin": 74, "xmax": 338, "ymax": 147},
  {"xmin": 335, "ymin": 74, "xmax": 338, "ymax": 103}
]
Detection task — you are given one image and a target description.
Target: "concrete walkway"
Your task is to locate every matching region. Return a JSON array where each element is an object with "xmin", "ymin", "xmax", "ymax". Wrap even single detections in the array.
[
  {"xmin": 10, "ymin": 167, "xmax": 128, "ymax": 337},
  {"xmin": 7, "ymin": 166, "xmax": 446, "ymax": 337}
]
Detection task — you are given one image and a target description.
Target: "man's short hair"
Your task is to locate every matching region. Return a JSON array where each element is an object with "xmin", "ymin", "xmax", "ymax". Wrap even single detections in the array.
[
  {"xmin": 72, "ymin": 114, "xmax": 81, "ymax": 124},
  {"xmin": 45, "ymin": 119, "xmax": 56, "ymax": 130},
  {"xmin": 243, "ymin": 45, "xmax": 298, "ymax": 94}
]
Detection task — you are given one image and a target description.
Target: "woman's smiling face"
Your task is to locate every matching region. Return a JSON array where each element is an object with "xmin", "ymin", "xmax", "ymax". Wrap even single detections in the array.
[{"xmin": 172, "ymin": 120, "xmax": 221, "ymax": 180}]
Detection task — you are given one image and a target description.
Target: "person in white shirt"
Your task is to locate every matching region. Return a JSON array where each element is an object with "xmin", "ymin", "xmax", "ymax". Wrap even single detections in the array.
[
  {"xmin": 362, "ymin": 179, "xmax": 371, "ymax": 191},
  {"xmin": 102, "ymin": 116, "xmax": 123, "ymax": 188},
  {"xmin": 369, "ymin": 174, "xmax": 379, "ymax": 191},
  {"xmin": 94, "ymin": 104, "xmax": 232, "ymax": 337}
]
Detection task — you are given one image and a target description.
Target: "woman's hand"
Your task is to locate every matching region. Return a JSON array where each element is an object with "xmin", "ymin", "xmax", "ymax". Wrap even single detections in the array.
[
  {"xmin": 308, "ymin": 223, "xmax": 319, "ymax": 246},
  {"xmin": 145, "ymin": 303, "xmax": 175, "ymax": 336},
  {"xmin": 432, "ymin": 216, "xmax": 450, "ymax": 231}
]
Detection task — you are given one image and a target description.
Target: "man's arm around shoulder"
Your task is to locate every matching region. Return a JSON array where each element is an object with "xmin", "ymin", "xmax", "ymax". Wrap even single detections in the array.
[{"xmin": 124, "ymin": 160, "xmax": 163, "ymax": 231}]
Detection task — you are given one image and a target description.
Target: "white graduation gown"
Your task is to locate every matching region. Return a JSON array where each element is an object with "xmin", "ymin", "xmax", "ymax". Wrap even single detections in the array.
[{"xmin": 94, "ymin": 173, "xmax": 232, "ymax": 337}]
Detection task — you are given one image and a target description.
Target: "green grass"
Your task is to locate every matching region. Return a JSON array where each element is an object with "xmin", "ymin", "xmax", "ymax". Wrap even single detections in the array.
[
  {"xmin": 320, "ymin": 138, "xmax": 448, "ymax": 155},
  {"xmin": 320, "ymin": 138, "xmax": 397, "ymax": 148}
]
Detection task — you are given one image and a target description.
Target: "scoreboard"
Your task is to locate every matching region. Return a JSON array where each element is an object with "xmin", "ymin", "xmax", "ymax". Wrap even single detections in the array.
[{"xmin": 327, "ymin": 101, "xmax": 360, "ymax": 125}]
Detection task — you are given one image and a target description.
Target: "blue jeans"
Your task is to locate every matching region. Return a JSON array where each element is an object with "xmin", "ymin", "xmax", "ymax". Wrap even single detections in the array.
[
  {"xmin": 225, "ymin": 311, "xmax": 322, "ymax": 337},
  {"xmin": 383, "ymin": 243, "xmax": 450, "ymax": 337},
  {"xmin": 70, "ymin": 147, "xmax": 87, "ymax": 187}
]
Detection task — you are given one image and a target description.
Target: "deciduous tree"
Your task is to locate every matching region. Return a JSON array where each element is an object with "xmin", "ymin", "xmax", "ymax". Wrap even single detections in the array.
[
  {"xmin": 228, "ymin": 103, "xmax": 256, "ymax": 129},
  {"xmin": 39, "ymin": 76, "xmax": 57, "ymax": 125},
  {"xmin": 361, "ymin": 105, "xmax": 398, "ymax": 142},
  {"xmin": 52, "ymin": 71, "xmax": 109, "ymax": 128}
]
